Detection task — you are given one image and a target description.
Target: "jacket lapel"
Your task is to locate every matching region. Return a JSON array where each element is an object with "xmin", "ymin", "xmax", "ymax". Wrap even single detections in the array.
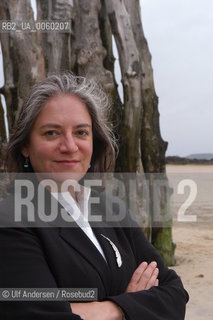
[{"xmin": 59, "ymin": 225, "xmax": 111, "ymax": 293}]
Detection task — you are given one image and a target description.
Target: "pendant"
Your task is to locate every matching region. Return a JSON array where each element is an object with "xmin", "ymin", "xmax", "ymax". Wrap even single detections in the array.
[{"xmin": 101, "ymin": 234, "xmax": 122, "ymax": 268}]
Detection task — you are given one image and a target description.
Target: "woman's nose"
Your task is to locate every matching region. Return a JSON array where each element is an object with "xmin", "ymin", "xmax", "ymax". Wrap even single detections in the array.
[{"xmin": 59, "ymin": 134, "xmax": 78, "ymax": 153}]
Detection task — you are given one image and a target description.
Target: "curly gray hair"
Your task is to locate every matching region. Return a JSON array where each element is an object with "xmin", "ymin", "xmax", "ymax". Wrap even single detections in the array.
[{"xmin": 6, "ymin": 73, "xmax": 117, "ymax": 173}]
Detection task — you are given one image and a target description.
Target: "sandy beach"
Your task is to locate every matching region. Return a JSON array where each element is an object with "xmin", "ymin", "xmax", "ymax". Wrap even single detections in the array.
[{"xmin": 166, "ymin": 165, "xmax": 213, "ymax": 320}]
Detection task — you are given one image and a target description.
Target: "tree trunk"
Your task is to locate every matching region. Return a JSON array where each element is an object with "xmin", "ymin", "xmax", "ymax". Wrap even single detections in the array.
[
  {"xmin": 0, "ymin": 0, "xmax": 45, "ymax": 129},
  {"xmin": 99, "ymin": 0, "xmax": 123, "ymax": 125},
  {"xmin": 0, "ymin": 97, "xmax": 6, "ymax": 169},
  {"xmin": 104, "ymin": 0, "xmax": 151, "ymax": 235},
  {"xmin": 0, "ymin": 98, "xmax": 6, "ymax": 142},
  {"xmin": 105, "ymin": 0, "xmax": 143, "ymax": 173},
  {"xmin": 124, "ymin": 0, "xmax": 174, "ymax": 265},
  {"xmin": 37, "ymin": 0, "xmax": 73, "ymax": 75},
  {"xmin": 72, "ymin": 0, "xmax": 114, "ymax": 94}
]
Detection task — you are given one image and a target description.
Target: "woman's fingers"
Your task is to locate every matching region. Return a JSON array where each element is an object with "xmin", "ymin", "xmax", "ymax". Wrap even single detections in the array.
[
  {"xmin": 145, "ymin": 267, "xmax": 159, "ymax": 289},
  {"xmin": 154, "ymin": 278, "xmax": 159, "ymax": 286},
  {"xmin": 126, "ymin": 261, "xmax": 159, "ymax": 293},
  {"xmin": 126, "ymin": 262, "xmax": 148, "ymax": 292},
  {"xmin": 137, "ymin": 261, "xmax": 157, "ymax": 290},
  {"xmin": 128, "ymin": 261, "xmax": 148, "ymax": 283}
]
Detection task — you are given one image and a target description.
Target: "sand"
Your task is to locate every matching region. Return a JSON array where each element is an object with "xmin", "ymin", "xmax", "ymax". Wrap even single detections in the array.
[{"xmin": 166, "ymin": 165, "xmax": 213, "ymax": 319}]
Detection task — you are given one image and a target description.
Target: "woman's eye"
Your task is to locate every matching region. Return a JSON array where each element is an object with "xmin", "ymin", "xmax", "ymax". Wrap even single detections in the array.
[
  {"xmin": 76, "ymin": 130, "xmax": 89, "ymax": 137},
  {"xmin": 44, "ymin": 130, "xmax": 59, "ymax": 137}
]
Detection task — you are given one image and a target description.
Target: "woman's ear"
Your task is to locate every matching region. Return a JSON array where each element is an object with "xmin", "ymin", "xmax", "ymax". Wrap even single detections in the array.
[{"xmin": 21, "ymin": 146, "xmax": 29, "ymax": 158}]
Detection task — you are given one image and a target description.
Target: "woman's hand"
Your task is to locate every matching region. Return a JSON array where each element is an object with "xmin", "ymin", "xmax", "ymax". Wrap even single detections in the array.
[
  {"xmin": 71, "ymin": 300, "xmax": 123, "ymax": 320},
  {"xmin": 70, "ymin": 261, "xmax": 158, "ymax": 319},
  {"xmin": 126, "ymin": 261, "xmax": 159, "ymax": 293}
]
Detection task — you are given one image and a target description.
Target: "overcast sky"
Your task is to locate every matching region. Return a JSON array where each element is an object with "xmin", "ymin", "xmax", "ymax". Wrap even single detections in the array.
[
  {"xmin": 1, "ymin": 0, "xmax": 213, "ymax": 157},
  {"xmin": 139, "ymin": 0, "xmax": 213, "ymax": 156}
]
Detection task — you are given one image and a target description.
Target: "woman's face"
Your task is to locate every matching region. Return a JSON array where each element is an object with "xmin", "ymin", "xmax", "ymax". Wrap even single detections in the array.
[{"xmin": 22, "ymin": 94, "xmax": 93, "ymax": 182}]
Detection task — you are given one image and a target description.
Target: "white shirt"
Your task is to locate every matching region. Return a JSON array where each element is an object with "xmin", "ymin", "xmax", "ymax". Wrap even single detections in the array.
[{"xmin": 51, "ymin": 186, "xmax": 106, "ymax": 261}]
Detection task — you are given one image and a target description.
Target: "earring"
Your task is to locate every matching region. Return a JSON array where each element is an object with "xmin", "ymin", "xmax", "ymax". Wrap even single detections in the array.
[
  {"xmin": 88, "ymin": 163, "xmax": 91, "ymax": 169},
  {"xmin": 24, "ymin": 157, "xmax": 29, "ymax": 168}
]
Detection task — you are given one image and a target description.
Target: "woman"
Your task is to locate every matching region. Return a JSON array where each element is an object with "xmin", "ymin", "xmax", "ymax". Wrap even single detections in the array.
[{"xmin": 0, "ymin": 73, "xmax": 188, "ymax": 319}]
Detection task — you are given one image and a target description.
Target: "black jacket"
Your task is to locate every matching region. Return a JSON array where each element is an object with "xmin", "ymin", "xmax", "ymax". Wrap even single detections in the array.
[{"xmin": 0, "ymin": 185, "xmax": 188, "ymax": 319}]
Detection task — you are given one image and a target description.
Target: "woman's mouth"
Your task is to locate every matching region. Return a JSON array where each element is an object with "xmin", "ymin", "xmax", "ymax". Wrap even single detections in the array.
[{"xmin": 54, "ymin": 160, "xmax": 80, "ymax": 165}]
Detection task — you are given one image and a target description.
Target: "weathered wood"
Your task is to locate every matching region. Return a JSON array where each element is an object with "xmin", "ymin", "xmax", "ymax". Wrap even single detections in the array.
[
  {"xmin": 0, "ymin": 97, "xmax": 6, "ymax": 142},
  {"xmin": 104, "ymin": 0, "xmax": 151, "ymax": 236},
  {"xmin": 124, "ymin": 0, "xmax": 174, "ymax": 265},
  {"xmin": 98, "ymin": 0, "xmax": 123, "ymax": 131},
  {"xmin": 104, "ymin": 0, "xmax": 143, "ymax": 173},
  {"xmin": 37, "ymin": 0, "xmax": 73, "ymax": 75},
  {"xmin": 124, "ymin": 0, "xmax": 168, "ymax": 172},
  {"xmin": 0, "ymin": 96, "xmax": 6, "ymax": 170},
  {"xmin": 0, "ymin": 0, "xmax": 45, "ymax": 128},
  {"xmin": 0, "ymin": 2, "xmax": 17, "ymax": 130},
  {"xmin": 73, "ymin": 0, "xmax": 114, "ymax": 93}
]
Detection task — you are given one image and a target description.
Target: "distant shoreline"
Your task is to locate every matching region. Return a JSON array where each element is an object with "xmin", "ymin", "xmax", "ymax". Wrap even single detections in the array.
[{"xmin": 166, "ymin": 156, "xmax": 213, "ymax": 165}]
